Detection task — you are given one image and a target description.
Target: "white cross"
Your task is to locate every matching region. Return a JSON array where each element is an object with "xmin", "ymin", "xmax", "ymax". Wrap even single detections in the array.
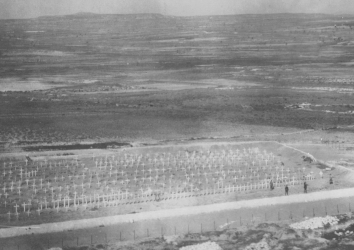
[
  {"xmin": 66, "ymin": 197, "xmax": 72, "ymax": 207},
  {"xmin": 21, "ymin": 202, "xmax": 27, "ymax": 212},
  {"xmin": 14, "ymin": 204, "xmax": 19, "ymax": 213}
]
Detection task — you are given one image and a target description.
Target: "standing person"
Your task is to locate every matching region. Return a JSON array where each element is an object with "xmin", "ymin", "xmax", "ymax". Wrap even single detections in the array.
[
  {"xmin": 304, "ymin": 182, "xmax": 308, "ymax": 193},
  {"xmin": 270, "ymin": 180, "xmax": 274, "ymax": 190},
  {"xmin": 319, "ymin": 171, "xmax": 323, "ymax": 179},
  {"xmin": 285, "ymin": 185, "xmax": 289, "ymax": 196},
  {"xmin": 330, "ymin": 177, "xmax": 333, "ymax": 185}
]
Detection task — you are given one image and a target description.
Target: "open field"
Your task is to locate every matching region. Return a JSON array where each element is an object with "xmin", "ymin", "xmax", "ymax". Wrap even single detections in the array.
[{"xmin": 1, "ymin": 13, "xmax": 354, "ymax": 150}]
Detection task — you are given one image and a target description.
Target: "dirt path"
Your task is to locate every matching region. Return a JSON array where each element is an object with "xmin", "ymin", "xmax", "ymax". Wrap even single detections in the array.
[
  {"xmin": 280, "ymin": 143, "xmax": 318, "ymax": 162},
  {"xmin": 286, "ymin": 143, "xmax": 354, "ymax": 173}
]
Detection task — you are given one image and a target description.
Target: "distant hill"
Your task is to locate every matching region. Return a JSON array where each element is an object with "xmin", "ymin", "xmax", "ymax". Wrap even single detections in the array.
[
  {"xmin": 37, "ymin": 12, "xmax": 165, "ymax": 20},
  {"xmin": 69, "ymin": 12, "xmax": 98, "ymax": 17}
]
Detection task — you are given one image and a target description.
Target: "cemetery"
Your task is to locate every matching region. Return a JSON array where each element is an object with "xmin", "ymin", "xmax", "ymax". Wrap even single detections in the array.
[{"xmin": 0, "ymin": 142, "xmax": 323, "ymax": 226}]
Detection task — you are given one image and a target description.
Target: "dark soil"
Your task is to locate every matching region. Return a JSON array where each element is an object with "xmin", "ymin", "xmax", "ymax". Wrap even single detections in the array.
[{"xmin": 23, "ymin": 142, "xmax": 131, "ymax": 151}]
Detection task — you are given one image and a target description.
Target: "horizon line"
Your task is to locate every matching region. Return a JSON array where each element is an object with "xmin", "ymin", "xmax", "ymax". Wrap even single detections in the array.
[{"xmin": 0, "ymin": 11, "xmax": 352, "ymax": 21}]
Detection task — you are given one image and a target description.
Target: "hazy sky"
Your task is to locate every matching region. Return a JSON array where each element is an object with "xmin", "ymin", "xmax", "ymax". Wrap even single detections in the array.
[{"xmin": 0, "ymin": 0, "xmax": 353, "ymax": 19}]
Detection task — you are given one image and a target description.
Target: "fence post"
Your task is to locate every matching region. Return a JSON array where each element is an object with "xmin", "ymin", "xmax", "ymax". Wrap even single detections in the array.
[
  {"xmin": 313, "ymin": 208, "xmax": 315, "ymax": 217},
  {"xmin": 240, "ymin": 216, "xmax": 242, "ymax": 226},
  {"xmin": 325, "ymin": 206, "xmax": 327, "ymax": 215},
  {"xmin": 337, "ymin": 204, "xmax": 339, "ymax": 214}
]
